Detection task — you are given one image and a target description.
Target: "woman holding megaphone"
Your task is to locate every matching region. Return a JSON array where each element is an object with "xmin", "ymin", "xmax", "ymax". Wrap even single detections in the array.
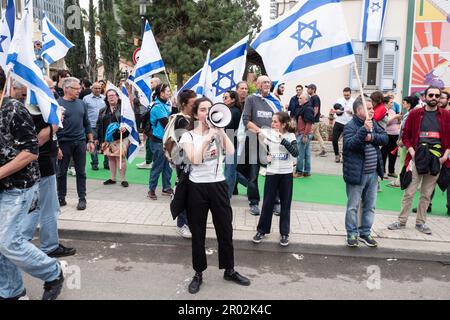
[{"xmin": 179, "ymin": 97, "xmax": 251, "ymax": 294}]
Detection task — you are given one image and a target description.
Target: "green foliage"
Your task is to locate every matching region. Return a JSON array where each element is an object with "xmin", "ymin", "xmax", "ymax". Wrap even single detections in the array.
[
  {"xmin": 99, "ymin": 0, "xmax": 120, "ymax": 83},
  {"xmin": 64, "ymin": 0, "xmax": 87, "ymax": 78},
  {"xmin": 115, "ymin": 0, "xmax": 261, "ymax": 87}
]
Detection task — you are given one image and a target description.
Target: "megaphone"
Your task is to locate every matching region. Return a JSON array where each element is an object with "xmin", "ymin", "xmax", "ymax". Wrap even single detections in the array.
[{"xmin": 208, "ymin": 103, "xmax": 232, "ymax": 128}]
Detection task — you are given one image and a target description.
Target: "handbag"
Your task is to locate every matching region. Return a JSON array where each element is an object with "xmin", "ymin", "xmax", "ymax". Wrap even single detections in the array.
[{"xmin": 170, "ymin": 164, "xmax": 191, "ymax": 220}]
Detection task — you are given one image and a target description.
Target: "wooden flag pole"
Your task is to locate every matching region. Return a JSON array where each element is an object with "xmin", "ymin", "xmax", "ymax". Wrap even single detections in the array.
[
  {"xmin": 352, "ymin": 62, "xmax": 369, "ymax": 119},
  {"xmin": 119, "ymin": 129, "xmax": 123, "ymax": 170}
]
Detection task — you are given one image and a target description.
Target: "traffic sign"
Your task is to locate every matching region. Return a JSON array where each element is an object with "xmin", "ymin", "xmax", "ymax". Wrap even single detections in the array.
[{"xmin": 132, "ymin": 48, "xmax": 141, "ymax": 65}]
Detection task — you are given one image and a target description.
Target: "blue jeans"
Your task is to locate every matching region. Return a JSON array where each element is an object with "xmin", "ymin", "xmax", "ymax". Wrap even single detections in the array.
[
  {"xmin": 148, "ymin": 140, "xmax": 172, "ymax": 191},
  {"xmin": 296, "ymin": 134, "xmax": 313, "ymax": 174},
  {"xmin": 22, "ymin": 175, "xmax": 60, "ymax": 253},
  {"xmin": 345, "ymin": 172, "xmax": 378, "ymax": 238},
  {"xmin": 177, "ymin": 211, "xmax": 188, "ymax": 228},
  {"xmin": 0, "ymin": 185, "xmax": 61, "ymax": 298}
]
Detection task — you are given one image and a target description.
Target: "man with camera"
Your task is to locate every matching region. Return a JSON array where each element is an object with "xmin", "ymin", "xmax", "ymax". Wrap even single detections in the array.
[{"xmin": 331, "ymin": 87, "xmax": 354, "ymax": 163}]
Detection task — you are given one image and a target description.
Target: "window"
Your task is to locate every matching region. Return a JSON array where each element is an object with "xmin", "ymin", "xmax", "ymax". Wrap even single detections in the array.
[{"xmin": 349, "ymin": 38, "xmax": 400, "ymax": 92}]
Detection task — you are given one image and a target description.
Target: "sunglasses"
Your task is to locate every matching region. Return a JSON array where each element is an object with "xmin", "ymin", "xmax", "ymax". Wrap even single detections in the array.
[{"xmin": 428, "ymin": 93, "xmax": 441, "ymax": 98}]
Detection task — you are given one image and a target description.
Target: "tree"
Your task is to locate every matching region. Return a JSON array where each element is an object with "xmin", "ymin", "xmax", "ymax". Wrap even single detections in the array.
[
  {"xmin": 87, "ymin": 0, "xmax": 97, "ymax": 81},
  {"xmin": 98, "ymin": 0, "xmax": 120, "ymax": 84},
  {"xmin": 115, "ymin": 0, "xmax": 261, "ymax": 87},
  {"xmin": 64, "ymin": 0, "xmax": 88, "ymax": 78}
]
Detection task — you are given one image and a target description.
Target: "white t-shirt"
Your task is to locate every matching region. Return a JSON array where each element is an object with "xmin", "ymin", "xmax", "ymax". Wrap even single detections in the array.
[
  {"xmin": 262, "ymin": 131, "xmax": 297, "ymax": 175},
  {"xmin": 179, "ymin": 131, "xmax": 225, "ymax": 183},
  {"xmin": 335, "ymin": 97, "xmax": 355, "ymax": 125}
]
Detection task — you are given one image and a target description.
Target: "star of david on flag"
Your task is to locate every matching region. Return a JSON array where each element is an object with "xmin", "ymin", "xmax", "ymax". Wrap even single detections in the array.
[
  {"xmin": 290, "ymin": 20, "xmax": 322, "ymax": 51},
  {"xmin": 360, "ymin": 0, "xmax": 389, "ymax": 42},
  {"xmin": 251, "ymin": 0, "xmax": 354, "ymax": 83},
  {"xmin": 179, "ymin": 36, "xmax": 249, "ymax": 103},
  {"xmin": 212, "ymin": 70, "xmax": 236, "ymax": 96},
  {"xmin": 0, "ymin": 0, "xmax": 15, "ymax": 69}
]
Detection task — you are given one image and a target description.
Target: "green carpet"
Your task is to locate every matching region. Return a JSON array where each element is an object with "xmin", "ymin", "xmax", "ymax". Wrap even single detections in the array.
[{"xmin": 86, "ymin": 155, "xmax": 448, "ymax": 216}]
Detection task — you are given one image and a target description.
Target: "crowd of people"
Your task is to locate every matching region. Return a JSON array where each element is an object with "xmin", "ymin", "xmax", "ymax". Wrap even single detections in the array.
[{"xmin": 1, "ymin": 60, "xmax": 449, "ymax": 298}]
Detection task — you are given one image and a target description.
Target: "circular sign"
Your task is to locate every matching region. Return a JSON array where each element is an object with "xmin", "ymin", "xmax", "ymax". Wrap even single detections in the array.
[{"xmin": 132, "ymin": 48, "xmax": 141, "ymax": 65}]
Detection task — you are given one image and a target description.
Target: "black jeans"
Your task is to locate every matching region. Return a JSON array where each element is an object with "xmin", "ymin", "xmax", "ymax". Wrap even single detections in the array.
[
  {"xmin": 57, "ymin": 140, "xmax": 87, "ymax": 200},
  {"xmin": 257, "ymin": 173, "xmax": 293, "ymax": 236},
  {"xmin": 381, "ymin": 134, "xmax": 399, "ymax": 174},
  {"xmin": 187, "ymin": 181, "xmax": 234, "ymax": 273},
  {"xmin": 332, "ymin": 122, "xmax": 345, "ymax": 156},
  {"xmin": 247, "ymin": 164, "xmax": 260, "ymax": 206}
]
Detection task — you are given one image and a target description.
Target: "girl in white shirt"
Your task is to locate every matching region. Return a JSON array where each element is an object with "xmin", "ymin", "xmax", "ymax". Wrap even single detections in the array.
[
  {"xmin": 252, "ymin": 112, "xmax": 298, "ymax": 247},
  {"xmin": 179, "ymin": 97, "xmax": 250, "ymax": 294}
]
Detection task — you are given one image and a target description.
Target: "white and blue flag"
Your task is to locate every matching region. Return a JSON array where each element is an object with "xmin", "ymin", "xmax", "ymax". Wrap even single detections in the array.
[
  {"xmin": 128, "ymin": 21, "xmax": 164, "ymax": 107},
  {"xmin": 6, "ymin": 3, "xmax": 62, "ymax": 126},
  {"xmin": 195, "ymin": 49, "xmax": 213, "ymax": 99},
  {"xmin": 41, "ymin": 12, "xmax": 74, "ymax": 64},
  {"xmin": 360, "ymin": 0, "xmax": 388, "ymax": 43},
  {"xmin": 132, "ymin": 21, "xmax": 165, "ymax": 82},
  {"xmin": 120, "ymin": 85, "xmax": 140, "ymax": 163},
  {"xmin": 0, "ymin": 0, "xmax": 15, "ymax": 70},
  {"xmin": 179, "ymin": 36, "xmax": 249, "ymax": 103},
  {"xmin": 251, "ymin": 0, "xmax": 354, "ymax": 83}
]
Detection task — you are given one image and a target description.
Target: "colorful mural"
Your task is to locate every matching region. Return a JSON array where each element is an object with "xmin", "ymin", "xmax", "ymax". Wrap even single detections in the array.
[{"xmin": 410, "ymin": 0, "xmax": 450, "ymax": 94}]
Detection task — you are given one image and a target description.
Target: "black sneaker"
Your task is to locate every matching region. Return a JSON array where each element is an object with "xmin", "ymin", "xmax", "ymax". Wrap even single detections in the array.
[
  {"xmin": 0, "ymin": 289, "xmax": 28, "ymax": 300},
  {"xmin": 224, "ymin": 269, "xmax": 251, "ymax": 286},
  {"xmin": 77, "ymin": 199, "xmax": 87, "ymax": 211},
  {"xmin": 359, "ymin": 234, "xmax": 378, "ymax": 247},
  {"xmin": 121, "ymin": 181, "xmax": 129, "ymax": 188},
  {"xmin": 47, "ymin": 244, "xmax": 76, "ymax": 258},
  {"xmin": 91, "ymin": 165, "xmax": 99, "ymax": 171},
  {"xmin": 279, "ymin": 235, "xmax": 289, "ymax": 247},
  {"xmin": 188, "ymin": 272, "xmax": 202, "ymax": 294},
  {"xmin": 59, "ymin": 198, "xmax": 67, "ymax": 207},
  {"xmin": 346, "ymin": 235, "xmax": 359, "ymax": 248},
  {"xmin": 103, "ymin": 179, "xmax": 116, "ymax": 185},
  {"xmin": 252, "ymin": 232, "xmax": 265, "ymax": 244},
  {"xmin": 42, "ymin": 270, "xmax": 64, "ymax": 300}
]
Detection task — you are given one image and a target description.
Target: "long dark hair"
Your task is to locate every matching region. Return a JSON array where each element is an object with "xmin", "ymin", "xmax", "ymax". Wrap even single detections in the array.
[
  {"xmin": 178, "ymin": 89, "xmax": 197, "ymax": 113},
  {"xmin": 225, "ymin": 90, "xmax": 242, "ymax": 111},
  {"xmin": 187, "ymin": 97, "xmax": 213, "ymax": 130},
  {"xmin": 275, "ymin": 112, "xmax": 296, "ymax": 133}
]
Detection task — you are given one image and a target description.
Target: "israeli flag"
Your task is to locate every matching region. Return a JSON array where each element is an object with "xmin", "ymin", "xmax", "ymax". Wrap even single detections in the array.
[
  {"xmin": 195, "ymin": 49, "xmax": 213, "ymax": 99},
  {"xmin": 133, "ymin": 21, "xmax": 165, "ymax": 82},
  {"xmin": 127, "ymin": 74, "xmax": 152, "ymax": 108},
  {"xmin": 360, "ymin": 0, "xmax": 388, "ymax": 43},
  {"xmin": 179, "ymin": 36, "xmax": 249, "ymax": 103},
  {"xmin": 41, "ymin": 12, "xmax": 74, "ymax": 64},
  {"xmin": 0, "ymin": 0, "xmax": 15, "ymax": 70},
  {"xmin": 251, "ymin": 0, "xmax": 354, "ymax": 83},
  {"xmin": 6, "ymin": 4, "xmax": 62, "ymax": 126},
  {"xmin": 120, "ymin": 85, "xmax": 141, "ymax": 163}
]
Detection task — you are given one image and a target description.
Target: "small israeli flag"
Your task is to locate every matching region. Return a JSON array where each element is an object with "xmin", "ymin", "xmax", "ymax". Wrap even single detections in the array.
[
  {"xmin": 120, "ymin": 85, "xmax": 141, "ymax": 163},
  {"xmin": 41, "ymin": 12, "xmax": 74, "ymax": 64},
  {"xmin": 360, "ymin": 0, "xmax": 389, "ymax": 43}
]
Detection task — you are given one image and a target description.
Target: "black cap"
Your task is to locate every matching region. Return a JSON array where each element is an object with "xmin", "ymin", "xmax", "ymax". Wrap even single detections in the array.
[{"xmin": 306, "ymin": 84, "xmax": 317, "ymax": 91}]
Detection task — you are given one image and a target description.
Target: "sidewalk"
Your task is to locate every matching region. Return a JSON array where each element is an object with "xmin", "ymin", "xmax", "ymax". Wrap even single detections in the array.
[{"xmin": 58, "ymin": 177, "xmax": 450, "ymax": 263}]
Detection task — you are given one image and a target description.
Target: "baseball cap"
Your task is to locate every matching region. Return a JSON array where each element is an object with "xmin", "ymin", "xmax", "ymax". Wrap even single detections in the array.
[{"xmin": 306, "ymin": 84, "xmax": 317, "ymax": 90}]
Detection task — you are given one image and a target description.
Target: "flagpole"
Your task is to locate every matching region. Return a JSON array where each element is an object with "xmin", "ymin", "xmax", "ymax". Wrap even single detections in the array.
[
  {"xmin": 119, "ymin": 129, "xmax": 123, "ymax": 170},
  {"xmin": 352, "ymin": 62, "xmax": 369, "ymax": 119}
]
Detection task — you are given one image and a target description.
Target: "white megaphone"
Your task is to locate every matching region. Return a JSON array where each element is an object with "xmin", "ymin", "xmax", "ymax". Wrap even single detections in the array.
[{"xmin": 208, "ymin": 103, "xmax": 232, "ymax": 128}]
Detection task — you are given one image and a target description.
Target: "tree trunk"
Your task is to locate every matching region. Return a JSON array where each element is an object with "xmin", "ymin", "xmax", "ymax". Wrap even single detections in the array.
[
  {"xmin": 88, "ymin": 0, "xmax": 97, "ymax": 81},
  {"xmin": 177, "ymin": 73, "xmax": 184, "ymax": 89}
]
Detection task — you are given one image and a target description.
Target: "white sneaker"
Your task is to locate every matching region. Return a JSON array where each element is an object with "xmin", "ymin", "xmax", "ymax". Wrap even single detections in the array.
[
  {"xmin": 136, "ymin": 161, "xmax": 152, "ymax": 169},
  {"xmin": 68, "ymin": 167, "xmax": 76, "ymax": 176},
  {"xmin": 177, "ymin": 225, "xmax": 192, "ymax": 239}
]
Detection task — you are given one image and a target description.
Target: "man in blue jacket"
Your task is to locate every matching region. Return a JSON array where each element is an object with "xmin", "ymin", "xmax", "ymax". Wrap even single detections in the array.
[{"xmin": 343, "ymin": 97, "xmax": 388, "ymax": 248}]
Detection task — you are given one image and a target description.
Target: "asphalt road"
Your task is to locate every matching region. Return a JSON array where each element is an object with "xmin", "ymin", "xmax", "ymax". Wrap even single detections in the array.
[{"xmin": 23, "ymin": 239, "xmax": 450, "ymax": 300}]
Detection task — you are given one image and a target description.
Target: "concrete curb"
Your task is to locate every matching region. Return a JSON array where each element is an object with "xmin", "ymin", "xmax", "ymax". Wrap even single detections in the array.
[{"xmin": 57, "ymin": 220, "xmax": 450, "ymax": 263}]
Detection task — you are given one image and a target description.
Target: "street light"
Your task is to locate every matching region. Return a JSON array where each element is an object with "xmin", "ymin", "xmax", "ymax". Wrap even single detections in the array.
[{"xmin": 139, "ymin": 0, "xmax": 148, "ymax": 38}]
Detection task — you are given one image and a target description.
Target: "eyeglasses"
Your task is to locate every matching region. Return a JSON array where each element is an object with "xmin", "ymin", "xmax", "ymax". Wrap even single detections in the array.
[
  {"xmin": 428, "ymin": 93, "xmax": 441, "ymax": 98},
  {"xmin": 68, "ymin": 86, "xmax": 81, "ymax": 91}
]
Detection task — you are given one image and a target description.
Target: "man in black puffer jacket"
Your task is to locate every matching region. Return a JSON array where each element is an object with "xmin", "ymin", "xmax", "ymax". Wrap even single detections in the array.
[{"xmin": 343, "ymin": 97, "xmax": 388, "ymax": 248}]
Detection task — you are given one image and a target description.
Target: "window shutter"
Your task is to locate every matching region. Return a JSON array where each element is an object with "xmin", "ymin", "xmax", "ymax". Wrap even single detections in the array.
[
  {"xmin": 349, "ymin": 40, "xmax": 366, "ymax": 91},
  {"xmin": 381, "ymin": 38, "xmax": 400, "ymax": 91}
]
